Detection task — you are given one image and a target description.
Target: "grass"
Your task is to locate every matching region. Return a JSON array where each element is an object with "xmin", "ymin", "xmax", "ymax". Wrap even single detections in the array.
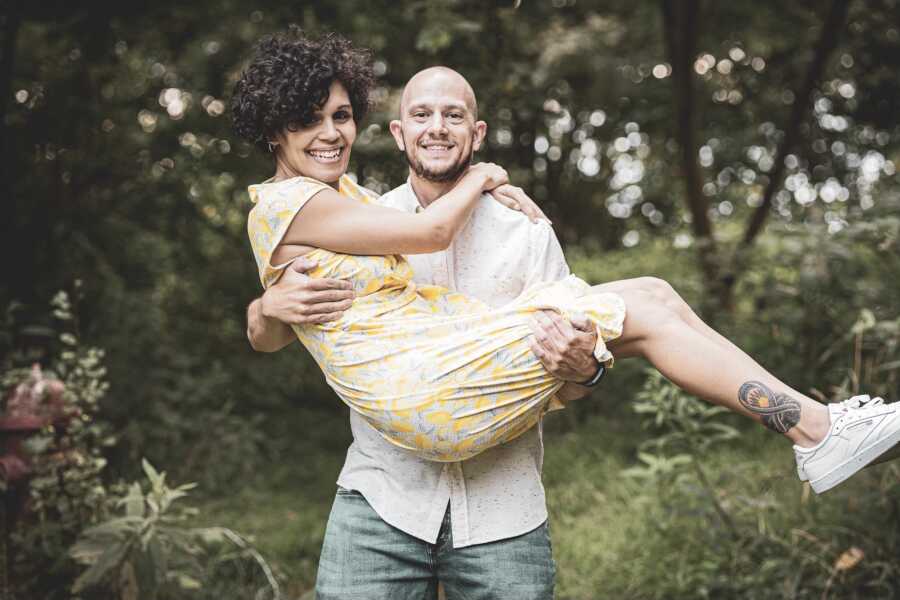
[{"xmin": 194, "ymin": 402, "xmax": 900, "ymax": 599}]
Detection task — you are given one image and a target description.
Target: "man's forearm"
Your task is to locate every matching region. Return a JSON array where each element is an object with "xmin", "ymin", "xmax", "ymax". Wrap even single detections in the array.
[
  {"xmin": 555, "ymin": 382, "xmax": 593, "ymax": 404},
  {"xmin": 246, "ymin": 298, "xmax": 296, "ymax": 352}
]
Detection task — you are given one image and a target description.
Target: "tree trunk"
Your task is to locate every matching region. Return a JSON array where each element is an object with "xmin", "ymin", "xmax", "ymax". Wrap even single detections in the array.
[
  {"xmin": 661, "ymin": 0, "xmax": 733, "ymax": 315},
  {"xmin": 741, "ymin": 0, "xmax": 851, "ymax": 248}
]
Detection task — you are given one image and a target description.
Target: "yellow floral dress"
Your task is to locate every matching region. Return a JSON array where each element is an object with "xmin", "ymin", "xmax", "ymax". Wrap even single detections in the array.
[{"xmin": 247, "ymin": 175, "xmax": 626, "ymax": 461}]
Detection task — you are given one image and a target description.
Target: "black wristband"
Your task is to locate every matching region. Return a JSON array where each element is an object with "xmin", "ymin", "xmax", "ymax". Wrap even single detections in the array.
[{"xmin": 579, "ymin": 362, "xmax": 606, "ymax": 387}]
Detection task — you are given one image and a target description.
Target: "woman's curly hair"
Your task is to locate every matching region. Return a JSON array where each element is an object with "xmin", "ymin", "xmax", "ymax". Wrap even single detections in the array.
[{"xmin": 231, "ymin": 27, "xmax": 375, "ymax": 153}]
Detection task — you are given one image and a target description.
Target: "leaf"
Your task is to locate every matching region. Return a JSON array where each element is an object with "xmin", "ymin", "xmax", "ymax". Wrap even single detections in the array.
[
  {"xmin": 197, "ymin": 527, "xmax": 226, "ymax": 544},
  {"xmin": 148, "ymin": 536, "xmax": 167, "ymax": 586},
  {"xmin": 176, "ymin": 574, "xmax": 202, "ymax": 590},
  {"xmin": 134, "ymin": 544, "xmax": 161, "ymax": 599},
  {"xmin": 141, "ymin": 458, "xmax": 164, "ymax": 490},
  {"xmin": 850, "ymin": 309, "xmax": 876, "ymax": 335},
  {"xmin": 834, "ymin": 546, "xmax": 864, "ymax": 572},
  {"xmin": 636, "ymin": 452, "xmax": 660, "ymax": 467},
  {"xmin": 73, "ymin": 516, "xmax": 142, "ymax": 549},
  {"xmin": 140, "ymin": 523, "xmax": 157, "ymax": 551},
  {"xmin": 70, "ymin": 537, "xmax": 115, "ymax": 565},
  {"xmin": 123, "ymin": 482, "xmax": 145, "ymax": 518},
  {"xmin": 72, "ymin": 541, "xmax": 131, "ymax": 593}
]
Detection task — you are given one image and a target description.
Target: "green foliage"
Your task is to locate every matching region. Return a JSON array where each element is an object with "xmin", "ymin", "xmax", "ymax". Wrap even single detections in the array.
[
  {"xmin": 70, "ymin": 459, "xmax": 280, "ymax": 600},
  {"xmin": 735, "ymin": 191, "xmax": 900, "ymax": 399},
  {"xmin": 6, "ymin": 291, "xmax": 119, "ymax": 600},
  {"xmin": 3, "ymin": 3, "xmax": 900, "ymax": 598},
  {"xmin": 4, "ymin": 0, "xmax": 899, "ymax": 492},
  {"xmin": 562, "ymin": 330, "xmax": 900, "ymax": 599}
]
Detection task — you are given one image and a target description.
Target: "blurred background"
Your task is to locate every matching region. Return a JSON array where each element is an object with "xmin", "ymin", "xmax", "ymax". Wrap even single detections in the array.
[{"xmin": 2, "ymin": 1, "xmax": 899, "ymax": 598}]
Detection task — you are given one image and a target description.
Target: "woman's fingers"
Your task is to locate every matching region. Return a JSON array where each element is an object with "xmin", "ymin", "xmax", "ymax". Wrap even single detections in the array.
[
  {"xmin": 491, "ymin": 190, "xmax": 521, "ymax": 211},
  {"xmin": 497, "ymin": 185, "xmax": 549, "ymax": 224}
]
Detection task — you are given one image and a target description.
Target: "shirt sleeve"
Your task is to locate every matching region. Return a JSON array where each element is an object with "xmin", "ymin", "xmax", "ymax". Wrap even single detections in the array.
[
  {"xmin": 246, "ymin": 178, "xmax": 330, "ymax": 289},
  {"xmin": 522, "ymin": 221, "xmax": 571, "ymax": 289},
  {"xmin": 522, "ymin": 222, "xmax": 577, "ymax": 408}
]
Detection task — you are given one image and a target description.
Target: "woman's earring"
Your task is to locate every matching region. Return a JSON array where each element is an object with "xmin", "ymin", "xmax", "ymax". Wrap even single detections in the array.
[{"xmin": 267, "ymin": 141, "xmax": 277, "ymax": 153}]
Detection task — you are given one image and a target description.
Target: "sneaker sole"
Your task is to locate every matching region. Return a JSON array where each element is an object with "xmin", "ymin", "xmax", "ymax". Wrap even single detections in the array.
[
  {"xmin": 799, "ymin": 440, "xmax": 900, "ymax": 482},
  {"xmin": 810, "ymin": 428, "xmax": 900, "ymax": 494}
]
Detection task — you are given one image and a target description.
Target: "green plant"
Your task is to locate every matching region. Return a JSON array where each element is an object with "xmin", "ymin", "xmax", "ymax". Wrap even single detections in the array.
[
  {"xmin": 6, "ymin": 290, "xmax": 119, "ymax": 600},
  {"xmin": 71, "ymin": 459, "xmax": 281, "ymax": 600},
  {"xmin": 624, "ymin": 370, "xmax": 741, "ymax": 535},
  {"xmin": 615, "ymin": 358, "xmax": 900, "ymax": 599}
]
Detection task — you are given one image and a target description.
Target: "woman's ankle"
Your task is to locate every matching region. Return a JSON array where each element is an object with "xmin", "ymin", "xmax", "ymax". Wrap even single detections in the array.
[{"xmin": 788, "ymin": 403, "xmax": 831, "ymax": 448}]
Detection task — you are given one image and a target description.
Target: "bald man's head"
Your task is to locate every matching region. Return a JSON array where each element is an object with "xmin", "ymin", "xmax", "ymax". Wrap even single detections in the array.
[
  {"xmin": 399, "ymin": 67, "xmax": 478, "ymax": 119},
  {"xmin": 389, "ymin": 66, "xmax": 487, "ymax": 184}
]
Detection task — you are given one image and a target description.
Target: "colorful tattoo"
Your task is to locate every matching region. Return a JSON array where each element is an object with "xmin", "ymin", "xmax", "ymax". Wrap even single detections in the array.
[{"xmin": 738, "ymin": 381, "xmax": 801, "ymax": 434}]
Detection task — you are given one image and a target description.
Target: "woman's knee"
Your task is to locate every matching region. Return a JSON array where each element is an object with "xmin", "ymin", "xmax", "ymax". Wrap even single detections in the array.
[
  {"xmin": 621, "ymin": 289, "xmax": 680, "ymax": 337},
  {"xmin": 633, "ymin": 276, "xmax": 678, "ymax": 301},
  {"xmin": 634, "ymin": 277, "xmax": 695, "ymax": 321}
]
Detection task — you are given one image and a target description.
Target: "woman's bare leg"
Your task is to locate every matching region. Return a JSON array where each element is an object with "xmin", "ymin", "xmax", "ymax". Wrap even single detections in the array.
[
  {"xmin": 595, "ymin": 284, "xmax": 830, "ymax": 448},
  {"xmin": 594, "ymin": 277, "xmax": 772, "ymax": 372}
]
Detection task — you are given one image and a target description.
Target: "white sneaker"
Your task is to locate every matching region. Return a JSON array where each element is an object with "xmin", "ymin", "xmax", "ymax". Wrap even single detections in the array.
[
  {"xmin": 794, "ymin": 396, "xmax": 900, "ymax": 494},
  {"xmin": 797, "ymin": 395, "xmax": 884, "ymax": 482}
]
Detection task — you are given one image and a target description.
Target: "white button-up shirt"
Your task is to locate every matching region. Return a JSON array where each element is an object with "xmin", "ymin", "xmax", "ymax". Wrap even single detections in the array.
[{"xmin": 335, "ymin": 180, "xmax": 570, "ymax": 548}]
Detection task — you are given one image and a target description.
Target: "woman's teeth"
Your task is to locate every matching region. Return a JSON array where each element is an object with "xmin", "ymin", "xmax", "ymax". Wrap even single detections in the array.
[{"xmin": 308, "ymin": 148, "xmax": 342, "ymax": 162}]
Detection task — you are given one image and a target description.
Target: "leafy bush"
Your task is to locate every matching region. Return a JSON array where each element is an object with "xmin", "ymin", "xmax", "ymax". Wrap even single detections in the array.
[
  {"xmin": 5, "ymin": 291, "xmax": 118, "ymax": 600},
  {"xmin": 2, "ymin": 293, "xmax": 281, "ymax": 600},
  {"xmin": 71, "ymin": 459, "xmax": 281, "ymax": 600},
  {"xmin": 601, "ymin": 365, "xmax": 900, "ymax": 600}
]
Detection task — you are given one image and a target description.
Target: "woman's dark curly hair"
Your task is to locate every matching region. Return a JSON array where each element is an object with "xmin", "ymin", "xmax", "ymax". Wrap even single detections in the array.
[{"xmin": 231, "ymin": 27, "xmax": 375, "ymax": 153}]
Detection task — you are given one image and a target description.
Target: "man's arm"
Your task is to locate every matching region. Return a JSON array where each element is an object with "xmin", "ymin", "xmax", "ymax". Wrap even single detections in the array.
[
  {"xmin": 527, "ymin": 311, "xmax": 599, "ymax": 403},
  {"xmin": 247, "ymin": 297, "xmax": 295, "ymax": 352},
  {"xmin": 247, "ymin": 257, "xmax": 355, "ymax": 352},
  {"xmin": 520, "ymin": 216, "xmax": 600, "ymax": 403}
]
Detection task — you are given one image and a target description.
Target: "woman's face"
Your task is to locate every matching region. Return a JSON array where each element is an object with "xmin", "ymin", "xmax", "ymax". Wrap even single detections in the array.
[{"xmin": 274, "ymin": 81, "xmax": 357, "ymax": 184}]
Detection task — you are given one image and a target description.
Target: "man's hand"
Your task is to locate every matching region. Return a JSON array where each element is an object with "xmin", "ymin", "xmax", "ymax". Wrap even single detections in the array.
[
  {"xmin": 527, "ymin": 310, "xmax": 598, "ymax": 383},
  {"xmin": 261, "ymin": 257, "xmax": 355, "ymax": 325},
  {"xmin": 247, "ymin": 257, "xmax": 354, "ymax": 352},
  {"xmin": 491, "ymin": 184, "xmax": 550, "ymax": 224}
]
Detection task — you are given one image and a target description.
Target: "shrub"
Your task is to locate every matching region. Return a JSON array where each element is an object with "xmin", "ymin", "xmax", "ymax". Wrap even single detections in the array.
[{"xmin": 70, "ymin": 459, "xmax": 281, "ymax": 600}]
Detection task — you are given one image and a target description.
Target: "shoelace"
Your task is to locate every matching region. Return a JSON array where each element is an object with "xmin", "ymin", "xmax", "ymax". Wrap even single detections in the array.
[{"xmin": 835, "ymin": 394, "xmax": 885, "ymax": 413}]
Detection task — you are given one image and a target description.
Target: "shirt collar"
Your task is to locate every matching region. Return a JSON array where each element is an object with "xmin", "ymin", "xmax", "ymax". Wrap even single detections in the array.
[{"xmin": 400, "ymin": 178, "xmax": 427, "ymax": 213}]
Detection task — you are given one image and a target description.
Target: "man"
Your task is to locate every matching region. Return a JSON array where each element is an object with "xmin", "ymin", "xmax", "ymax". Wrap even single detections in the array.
[{"xmin": 246, "ymin": 67, "xmax": 605, "ymax": 599}]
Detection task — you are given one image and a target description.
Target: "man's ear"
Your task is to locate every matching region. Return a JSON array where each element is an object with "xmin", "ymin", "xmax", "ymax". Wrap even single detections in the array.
[
  {"xmin": 388, "ymin": 120, "xmax": 405, "ymax": 151},
  {"xmin": 472, "ymin": 120, "xmax": 488, "ymax": 152}
]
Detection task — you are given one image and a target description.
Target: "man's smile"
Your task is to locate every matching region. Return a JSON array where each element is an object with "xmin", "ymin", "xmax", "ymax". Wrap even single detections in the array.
[{"xmin": 419, "ymin": 141, "xmax": 455, "ymax": 155}]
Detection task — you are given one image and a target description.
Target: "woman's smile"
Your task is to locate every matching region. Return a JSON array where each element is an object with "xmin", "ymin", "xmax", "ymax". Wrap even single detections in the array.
[
  {"xmin": 274, "ymin": 81, "xmax": 357, "ymax": 184},
  {"xmin": 307, "ymin": 146, "xmax": 346, "ymax": 163}
]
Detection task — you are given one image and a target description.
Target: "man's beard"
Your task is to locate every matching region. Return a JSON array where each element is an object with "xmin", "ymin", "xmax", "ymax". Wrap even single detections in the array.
[{"xmin": 404, "ymin": 146, "xmax": 473, "ymax": 183}]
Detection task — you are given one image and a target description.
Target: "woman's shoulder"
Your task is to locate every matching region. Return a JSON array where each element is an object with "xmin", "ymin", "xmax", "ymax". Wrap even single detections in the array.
[{"xmin": 248, "ymin": 175, "xmax": 332, "ymax": 206}]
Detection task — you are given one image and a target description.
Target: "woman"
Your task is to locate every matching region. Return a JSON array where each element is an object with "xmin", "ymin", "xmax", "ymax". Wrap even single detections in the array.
[{"xmin": 232, "ymin": 29, "xmax": 898, "ymax": 493}]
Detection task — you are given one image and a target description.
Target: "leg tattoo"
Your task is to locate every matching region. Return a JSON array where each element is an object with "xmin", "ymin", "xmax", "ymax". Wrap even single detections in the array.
[{"xmin": 738, "ymin": 381, "xmax": 801, "ymax": 434}]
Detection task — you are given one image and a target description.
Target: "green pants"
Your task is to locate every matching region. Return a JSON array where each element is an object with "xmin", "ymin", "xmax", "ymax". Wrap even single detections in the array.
[{"xmin": 315, "ymin": 487, "xmax": 556, "ymax": 599}]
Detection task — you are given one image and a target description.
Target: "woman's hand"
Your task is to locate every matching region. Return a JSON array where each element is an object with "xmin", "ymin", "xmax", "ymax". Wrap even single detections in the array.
[
  {"xmin": 465, "ymin": 162, "xmax": 508, "ymax": 191},
  {"xmin": 491, "ymin": 184, "xmax": 550, "ymax": 224}
]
